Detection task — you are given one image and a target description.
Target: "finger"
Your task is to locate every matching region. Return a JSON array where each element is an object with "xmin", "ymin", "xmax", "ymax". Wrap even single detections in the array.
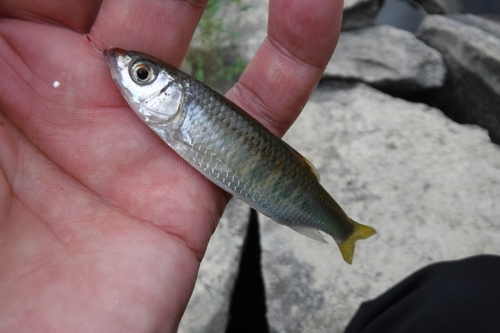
[
  {"xmin": 92, "ymin": 0, "xmax": 208, "ymax": 67},
  {"xmin": 226, "ymin": 0, "xmax": 343, "ymax": 137},
  {"xmin": 0, "ymin": 0, "xmax": 102, "ymax": 33}
]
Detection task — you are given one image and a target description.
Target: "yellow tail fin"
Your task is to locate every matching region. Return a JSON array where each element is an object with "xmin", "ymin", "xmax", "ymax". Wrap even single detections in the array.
[{"xmin": 338, "ymin": 220, "xmax": 376, "ymax": 264}]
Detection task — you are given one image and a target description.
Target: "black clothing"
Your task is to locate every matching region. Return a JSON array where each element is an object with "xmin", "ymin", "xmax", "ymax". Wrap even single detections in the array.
[{"xmin": 345, "ymin": 255, "xmax": 500, "ymax": 333}]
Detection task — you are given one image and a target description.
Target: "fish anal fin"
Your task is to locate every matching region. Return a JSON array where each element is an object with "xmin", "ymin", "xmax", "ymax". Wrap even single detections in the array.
[
  {"xmin": 289, "ymin": 225, "xmax": 328, "ymax": 243},
  {"xmin": 283, "ymin": 141, "xmax": 321, "ymax": 182},
  {"xmin": 338, "ymin": 220, "xmax": 377, "ymax": 264}
]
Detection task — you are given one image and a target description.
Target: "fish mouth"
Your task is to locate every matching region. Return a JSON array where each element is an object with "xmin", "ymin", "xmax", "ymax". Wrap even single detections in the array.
[
  {"xmin": 103, "ymin": 48, "xmax": 126, "ymax": 68},
  {"xmin": 103, "ymin": 48, "xmax": 130, "ymax": 86}
]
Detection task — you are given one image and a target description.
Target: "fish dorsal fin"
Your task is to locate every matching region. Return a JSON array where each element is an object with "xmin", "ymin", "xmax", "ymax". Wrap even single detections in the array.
[
  {"xmin": 283, "ymin": 141, "xmax": 321, "ymax": 182},
  {"xmin": 288, "ymin": 225, "xmax": 328, "ymax": 243}
]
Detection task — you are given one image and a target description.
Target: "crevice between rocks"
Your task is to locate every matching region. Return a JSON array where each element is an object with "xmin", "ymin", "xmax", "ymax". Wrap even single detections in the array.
[{"xmin": 226, "ymin": 209, "xmax": 269, "ymax": 333}]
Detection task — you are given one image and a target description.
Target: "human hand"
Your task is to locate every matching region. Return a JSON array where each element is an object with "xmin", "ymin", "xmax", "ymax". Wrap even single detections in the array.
[{"xmin": 0, "ymin": 0, "xmax": 342, "ymax": 331}]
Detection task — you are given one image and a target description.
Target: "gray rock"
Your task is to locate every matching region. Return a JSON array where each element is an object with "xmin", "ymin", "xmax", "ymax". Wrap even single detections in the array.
[
  {"xmin": 416, "ymin": 14, "xmax": 500, "ymax": 144},
  {"xmin": 178, "ymin": 199, "xmax": 250, "ymax": 333},
  {"xmin": 412, "ymin": 0, "xmax": 462, "ymax": 14},
  {"xmin": 259, "ymin": 83, "xmax": 500, "ymax": 333},
  {"xmin": 239, "ymin": 0, "xmax": 386, "ymax": 61},
  {"xmin": 343, "ymin": 0, "xmax": 384, "ymax": 30},
  {"xmin": 324, "ymin": 25, "xmax": 446, "ymax": 92},
  {"xmin": 448, "ymin": 13, "xmax": 500, "ymax": 38}
]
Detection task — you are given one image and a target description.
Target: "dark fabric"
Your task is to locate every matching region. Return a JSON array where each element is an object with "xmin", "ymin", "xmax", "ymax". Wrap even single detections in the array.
[{"xmin": 345, "ymin": 255, "xmax": 500, "ymax": 333}]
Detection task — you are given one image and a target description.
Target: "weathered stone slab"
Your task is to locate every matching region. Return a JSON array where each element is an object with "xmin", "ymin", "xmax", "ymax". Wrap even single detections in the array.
[
  {"xmin": 239, "ymin": 0, "xmax": 386, "ymax": 61},
  {"xmin": 413, "ymin": 0, "xmax": 462, "ymax": 14},
  {"xmin": 343, "ymin": 0, "xmax": 384, "ymax": 30},
  {"xmin": 178, "ymin": 199, "xmax": 250, "ymax": 333},
  {"xmin": 416, "ymin": 14, "xmax": 500, "ymax": 144},
  {"xmin": 324, "ymin": 25, "xmax": 445, "ymax": 92},
  {"xmin": 259, "ymin": 83, "xmax": 500, "ymax": 333}
]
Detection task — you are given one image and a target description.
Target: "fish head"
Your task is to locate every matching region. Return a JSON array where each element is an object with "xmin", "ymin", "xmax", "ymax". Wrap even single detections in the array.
[{"xmin": 104, "ymin": 48, "xmax": 184, "ymax": 125}]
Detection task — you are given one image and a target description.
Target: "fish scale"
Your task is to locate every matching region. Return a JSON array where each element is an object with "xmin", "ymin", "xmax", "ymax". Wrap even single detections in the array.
[{"xmin": 104, "ymin": 48, "xmax": 376, "ymax": 264}]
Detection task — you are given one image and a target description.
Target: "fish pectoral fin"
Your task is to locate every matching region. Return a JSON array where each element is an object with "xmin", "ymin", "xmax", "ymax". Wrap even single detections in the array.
[
  {"xmin": 288, "ymin": 225, "xmax": 328, "ymax": 243},
  {"xmin": 172, "ymin": 134, "xmax": 232, "ymax": 174},
  {"xmin": 337, "ymin": 220, "xmax": 377, "ymax": 265}
]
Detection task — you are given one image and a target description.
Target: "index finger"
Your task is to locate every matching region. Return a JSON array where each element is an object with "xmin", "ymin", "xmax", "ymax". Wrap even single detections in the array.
[
  {"xmin": 226, "ymin": 0, "xmax": 343, "ymax": 137},
  {"xmin": 0, "ymin": 0, "xmax": 102, "ymax": 32},
  {"xmin": 92, "ymin": 0, "xmax": 208, "ymax": 67}
]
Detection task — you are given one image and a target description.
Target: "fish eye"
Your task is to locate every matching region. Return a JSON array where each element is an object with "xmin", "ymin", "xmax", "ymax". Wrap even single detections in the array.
[{"xmin": 130, "ymin": 60, "xmax": 157, "ymax": 85}]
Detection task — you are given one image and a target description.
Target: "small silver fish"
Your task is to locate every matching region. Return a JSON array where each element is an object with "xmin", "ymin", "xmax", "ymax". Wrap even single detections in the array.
[{"xmin": 104, "ymin": 49, "xmax": 376, "ymax": 264}]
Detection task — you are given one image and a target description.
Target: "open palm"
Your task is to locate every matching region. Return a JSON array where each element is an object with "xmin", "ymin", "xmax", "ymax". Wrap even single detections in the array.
[{"xmin": 0, "ymin": 0, "xmax": 341, "ymax": 331}]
